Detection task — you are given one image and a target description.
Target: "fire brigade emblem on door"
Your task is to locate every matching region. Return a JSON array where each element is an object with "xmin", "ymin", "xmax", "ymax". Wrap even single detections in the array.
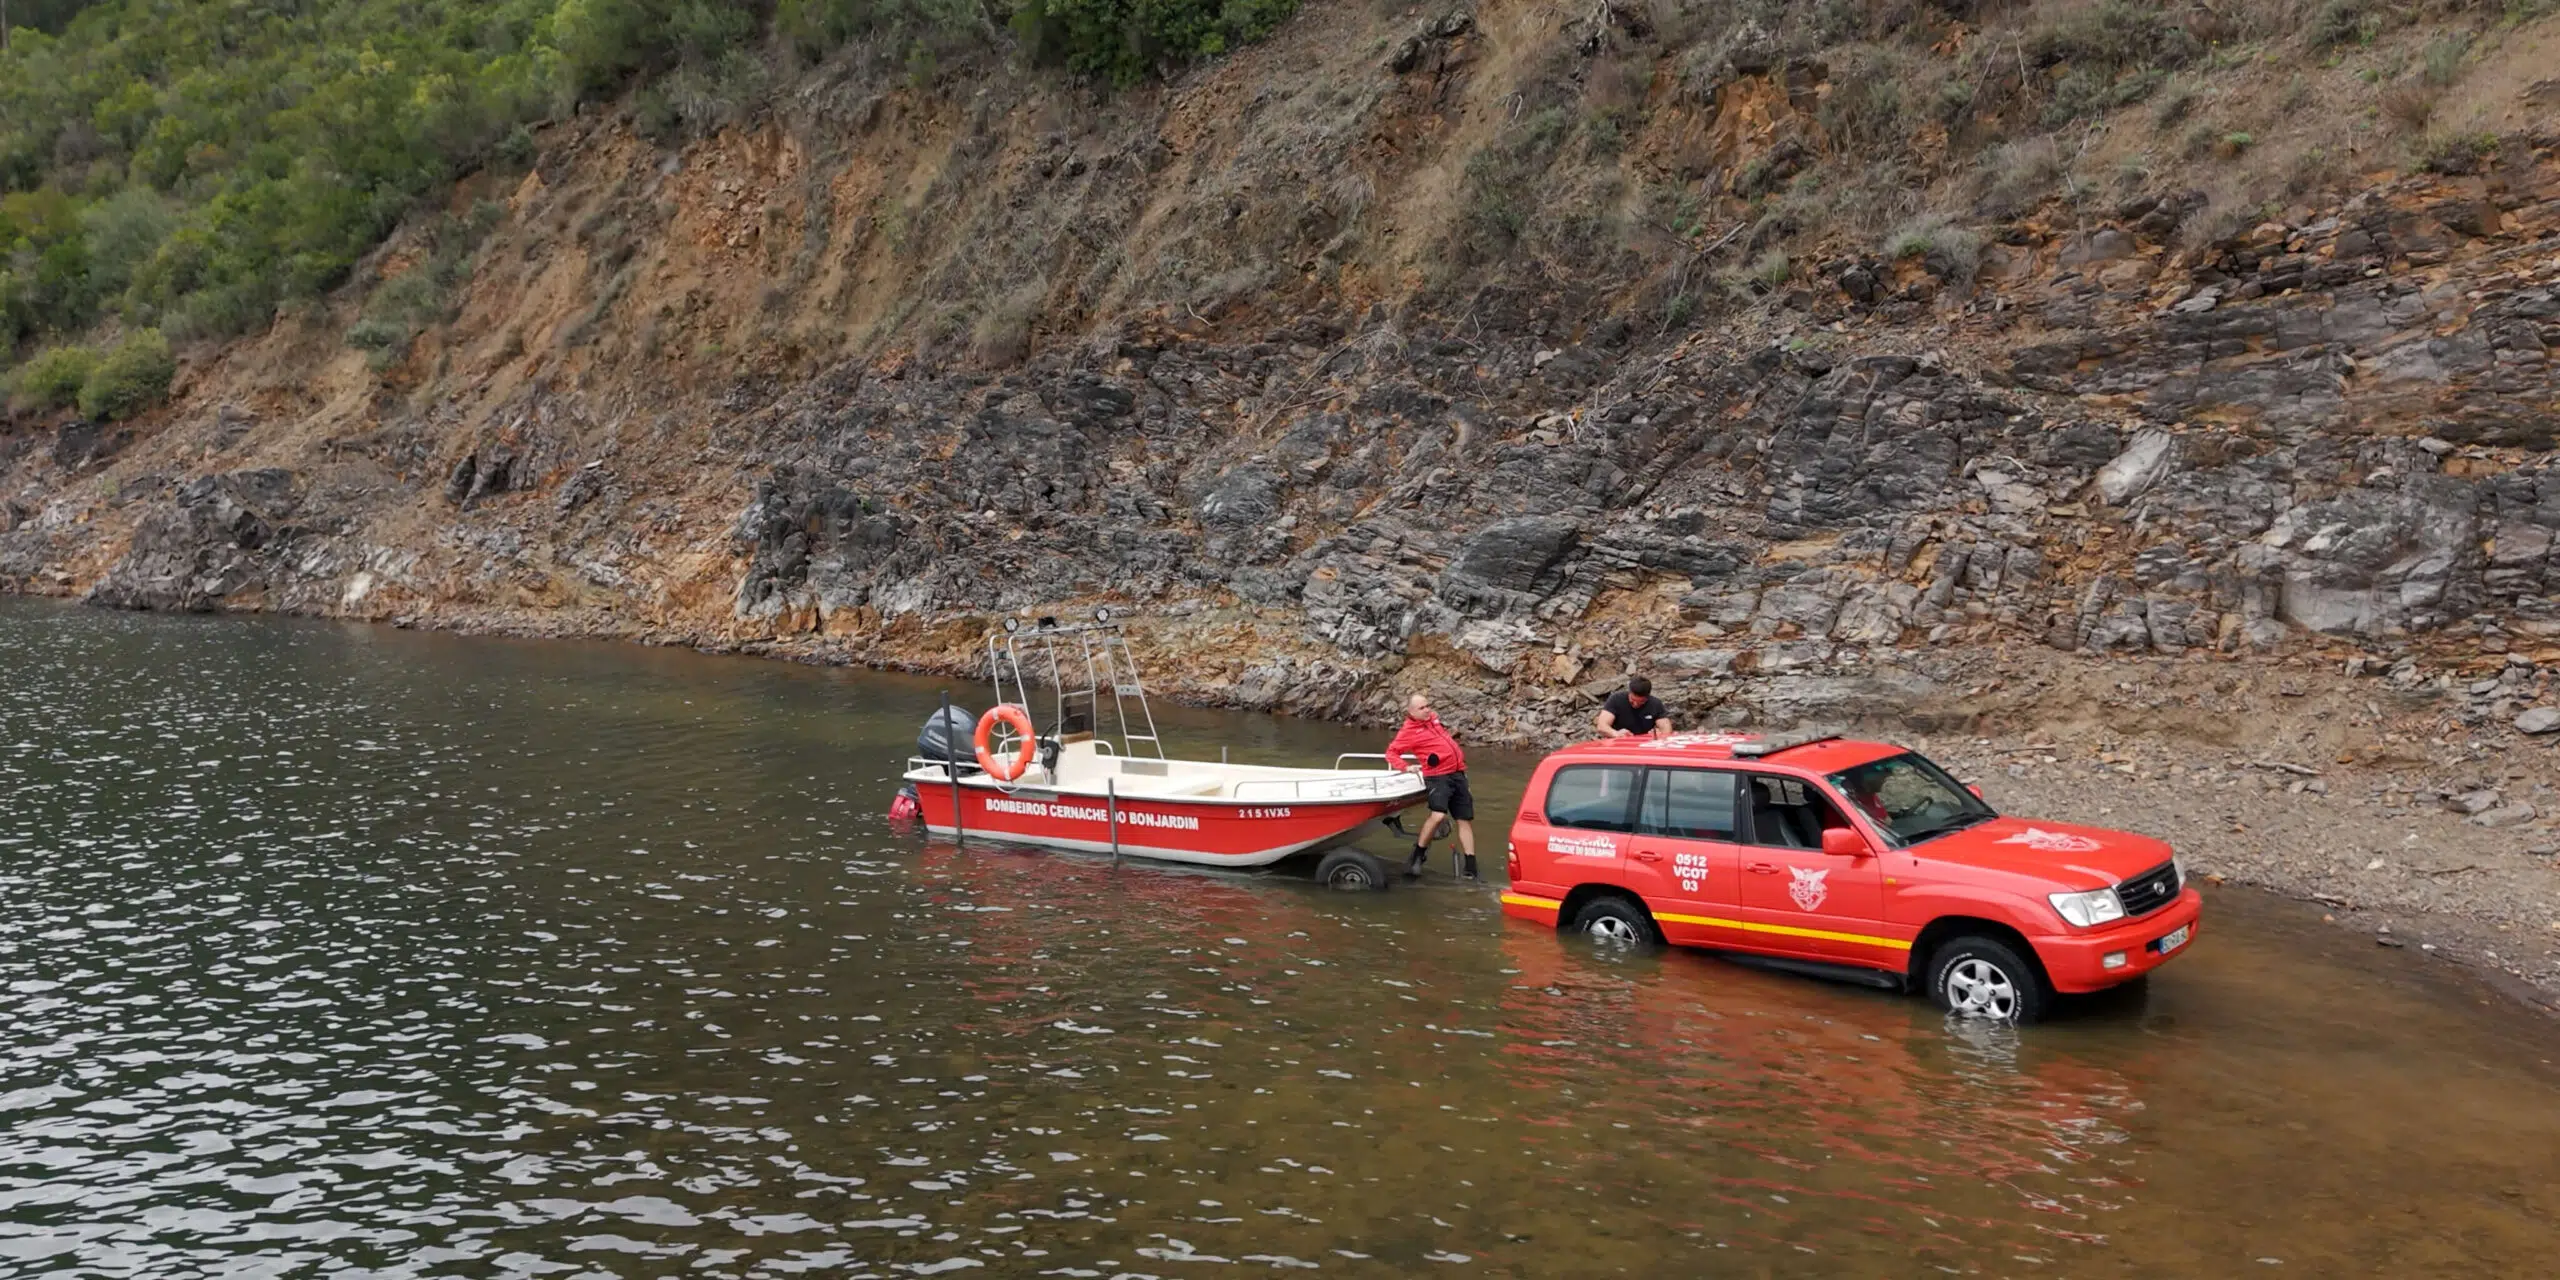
[{"xmin": 1787, "ymin": 866, "xmax": 1830, "ymax": 911}]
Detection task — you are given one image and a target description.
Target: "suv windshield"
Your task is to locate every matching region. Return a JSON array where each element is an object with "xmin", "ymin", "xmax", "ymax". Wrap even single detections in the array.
[{"xmin": 1827, "ymin": 752, "xmax": 1995, "ymax": 848}]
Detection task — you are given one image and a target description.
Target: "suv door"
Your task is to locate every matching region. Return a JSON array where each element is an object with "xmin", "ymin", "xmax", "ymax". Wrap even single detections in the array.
[
  {"xmin": 1736, "ymin": 773, "xmax": 1890, "ymax": 964},
  {"xmin": 1630, "ymin": 767, "xmax": 1745, "ymax": 949}
]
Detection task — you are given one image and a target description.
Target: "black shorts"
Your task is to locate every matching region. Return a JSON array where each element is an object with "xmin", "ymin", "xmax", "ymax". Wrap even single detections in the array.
[{"xmin": 1425, "ymin": 771, "xmax": 1476, "ymax": 821}]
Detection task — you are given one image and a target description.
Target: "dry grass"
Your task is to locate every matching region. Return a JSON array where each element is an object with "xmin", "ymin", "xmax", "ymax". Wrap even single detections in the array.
[
  {"xmin": 2381, "ymin": 80, "xmax": 2442, "ymax": 131},
  {"xmin": 968, "ymin": 281, "xmax": 1047, "ymax": 370}
]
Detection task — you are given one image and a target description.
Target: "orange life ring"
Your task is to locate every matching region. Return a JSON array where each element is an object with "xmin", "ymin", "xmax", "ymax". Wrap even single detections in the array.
[{"xmin": 973, "ymin": 704, "xmax": 1038, "ymax": 782}]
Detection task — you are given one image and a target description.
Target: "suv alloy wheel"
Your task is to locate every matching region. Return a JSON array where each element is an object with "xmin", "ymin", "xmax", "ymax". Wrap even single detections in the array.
[
  {"xmin": 1570, "ymin": 895, "xmax": 1660, "ymax": 948},
  {"xmin": 1925, "ymin": 935, "xmax": 2052, "ymax": 1024}
]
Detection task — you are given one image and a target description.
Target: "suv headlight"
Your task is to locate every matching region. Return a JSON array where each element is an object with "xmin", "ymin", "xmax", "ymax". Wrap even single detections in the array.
[
  {"xmin": 2172, "ymin": 854, "xmax": 2188, "ymax": 889},
  {"xmin": 2048, "ymin": 887, "xmax": 2126, "ymax": 929}
]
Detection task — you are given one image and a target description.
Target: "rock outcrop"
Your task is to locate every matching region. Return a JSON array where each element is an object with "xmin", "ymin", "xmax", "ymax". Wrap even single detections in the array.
[{"xmin": 86, "ymin": 470, "xmax": 311, "ymax": 613}]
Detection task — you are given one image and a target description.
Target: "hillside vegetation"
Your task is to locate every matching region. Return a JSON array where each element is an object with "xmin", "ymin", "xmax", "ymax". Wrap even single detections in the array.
[
  {"xmin": 1, "ymin": 0, "xmax": 2552, "ymax": 424},
  {"xmin": 0, "ymin": 0, "xmax": 1303, "ymax": 397}
]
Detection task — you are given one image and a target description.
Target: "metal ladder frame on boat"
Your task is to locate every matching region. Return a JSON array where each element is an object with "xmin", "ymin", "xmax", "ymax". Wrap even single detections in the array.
[{"xmin": 986, "ymin": 613, "xmax": 1167, "ymax": 764}]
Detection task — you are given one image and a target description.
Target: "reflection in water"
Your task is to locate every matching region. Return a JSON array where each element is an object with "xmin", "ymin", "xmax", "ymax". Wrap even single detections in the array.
[
  {"xmin": 1486, "ymin": 927, "xmax": 2150, "ymax": 1272},
  {"xmin": 3, "ymin": 601, "xmax": 2559, "ymax": 1277}
]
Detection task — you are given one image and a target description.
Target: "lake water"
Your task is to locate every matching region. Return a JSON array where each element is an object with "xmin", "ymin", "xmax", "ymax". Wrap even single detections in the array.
[{"xmin": 4, "ymin": 599, "xmax": 2558, "ymax": 1277}]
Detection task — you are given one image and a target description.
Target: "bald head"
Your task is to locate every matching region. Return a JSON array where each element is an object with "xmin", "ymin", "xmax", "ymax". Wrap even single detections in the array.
[{"xmin": 1406, "ymin": 693, "xmax": 1433, "ymax": 719}]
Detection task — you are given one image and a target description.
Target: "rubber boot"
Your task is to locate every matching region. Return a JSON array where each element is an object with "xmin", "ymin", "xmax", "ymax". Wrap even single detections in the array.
[
  {"xmin": 1460, "ymin": 854, "xmax": 1481, "ymax": 882},
  {"xmin": 1406, "ymin": 845, "xmax": 1428, "ymax": 878}
]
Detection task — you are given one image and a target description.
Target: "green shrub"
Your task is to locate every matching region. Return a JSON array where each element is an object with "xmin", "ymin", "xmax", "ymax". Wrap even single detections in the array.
[
  {"xmin": 7, "ymin": 343, "xmax": 99, "ymax": 414},
  {"xmin": 493, "ymin": 124, "xmax": 540, "ymax": 172},
  {"xmin": 552, "ymin": 0, "xmax": 752, "ymax": 97},
  {"xmin": 2308, "ymin": 0, "xmax": 2383, "ymax": 49},
  {"xmin": 2028, "ymin": 1, "xmax": 2203, "ymax": 75},
  {"xmin": 1885, "ymin": 215, "xmax": 1983, "ymax": 284},
  {"xmin": 1935, "ymin": 77, "xmax": 1977, "ymax": 124},
  {"xmin": 658, "ymin": 47, "xmax": 769, "ymax": 135},
  {"xmin": 779, "ymin": 0, "xmax": 980, "ymax": 60},
  {"xmin": 1582, "ymin": 108, "xmax": 1628, "ymax": 157},
  {"xmin": 906, "ymin": 38, "xmax": 939, "ymax": 91},
  {"xmin": 77, "ymin": 187, "xmax": 177, "ymax": 304},
  {"xmin": 1818, "ymin": 45, "xmax": 1909, "ymax": 152},
  {"xmin": 1458, "ymin": 106, "xmax": 1574, "ymax": 259},
  {"xmin": 1011, "ymin": 0, "xmax": 1303, "ymax": 86},
  {"xmin": 346, "ymin": 203, "xmax": 507, "ymax": 365},
  {"xmin": 1974, "ymin": 137, "xmax": 2067, "ymax": 219},
  {"xmin": 345, "ymin": 316, "xmax": 411, "ymax": 352},
  {"xmin": 77, "ymin": 329, "xmax": 173, "ymax": 421},
  {"xmin": 2045, "ymin": 64, "xmax": 2166, "ymax": 127},
  {"xmin": 2152, "ymin": 80, "xmax": 2198, "ymax": 130},
  {"xmin": 162, "ymin": 282, "xmax": 277, "ymax": 345},
  {"xmin": 2421, "ymin": 33, "xmax": 2469, "ymax": 88},
  {"xmin": 2419, "ymin": 130, "xmax": 2499, "ymax": 174}
]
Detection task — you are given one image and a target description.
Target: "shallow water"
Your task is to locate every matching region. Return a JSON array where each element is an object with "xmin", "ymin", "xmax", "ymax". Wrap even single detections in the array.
[{"xmin": 3, "ymin": 600, "xmax": 2557, "ymax": 1278}]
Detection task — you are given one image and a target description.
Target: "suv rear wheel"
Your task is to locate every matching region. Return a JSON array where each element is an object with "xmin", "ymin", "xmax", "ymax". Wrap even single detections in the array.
[
  {"xmin": 1569, "ymin": 895, "xmax": 1660, "ymax": 948},
  {"xmin": 1925, "ymin": 935, "xmax": 2050, "ymax": 1024}
]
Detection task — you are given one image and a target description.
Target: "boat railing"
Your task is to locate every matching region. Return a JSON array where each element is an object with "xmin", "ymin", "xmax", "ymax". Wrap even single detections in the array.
[{"xmin": 1233, "ymin": 772, "xmax": 1421, "ymax": 802}]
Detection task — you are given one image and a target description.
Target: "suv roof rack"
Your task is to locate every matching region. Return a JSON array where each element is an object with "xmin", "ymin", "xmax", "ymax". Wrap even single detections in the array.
[{"xmin": 1731, "ymin": 732, "xmax": 1844, "ymax": 758}]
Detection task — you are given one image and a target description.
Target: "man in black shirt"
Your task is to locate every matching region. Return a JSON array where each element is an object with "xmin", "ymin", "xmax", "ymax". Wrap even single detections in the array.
[{"xmin": 1597, "ymin": 676, "xmax": 1673, "ymax": 739}]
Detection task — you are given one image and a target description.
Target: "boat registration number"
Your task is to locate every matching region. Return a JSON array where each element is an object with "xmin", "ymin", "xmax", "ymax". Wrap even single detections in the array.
[
  {"xmin": 2152, "ymin": 925, "xmax": 2191, "ymax": 955},
  {"xmin": 1240, "ymin": 807, "xmax": 1295, "ymax": 819}
]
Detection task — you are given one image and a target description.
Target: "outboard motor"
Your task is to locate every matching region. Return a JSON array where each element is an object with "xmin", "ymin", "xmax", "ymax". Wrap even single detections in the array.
[
  {"xmin": 888, "ymin": 784, "xmax": 922, "ymax": 823},
  {"xmin": 916, "ymin": 704, "xmax": 980, "ymax": 773}
]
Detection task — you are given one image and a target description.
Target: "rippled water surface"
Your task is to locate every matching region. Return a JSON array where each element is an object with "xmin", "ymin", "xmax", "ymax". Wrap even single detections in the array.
[{"xmin": 6, "ymin": 601, "xmax": 2560, "ymax": 1277}]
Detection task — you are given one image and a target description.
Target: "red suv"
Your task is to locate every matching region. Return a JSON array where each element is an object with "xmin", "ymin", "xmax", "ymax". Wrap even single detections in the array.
[{"xmin": 1500, "ymin": 732, "xmax": 2201, "ymax": 1022}]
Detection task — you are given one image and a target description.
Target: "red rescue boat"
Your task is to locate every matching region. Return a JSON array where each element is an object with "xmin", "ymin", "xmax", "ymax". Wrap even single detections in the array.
[{"xmin": 901, "ymin": 612, "xmax": 1425, "ymax": 886}]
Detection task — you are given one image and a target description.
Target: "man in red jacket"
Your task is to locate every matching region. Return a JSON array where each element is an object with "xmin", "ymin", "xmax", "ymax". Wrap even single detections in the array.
[{"xmin": 1386, "ymin": 692, "xmax": 1477, "ymax": 880}]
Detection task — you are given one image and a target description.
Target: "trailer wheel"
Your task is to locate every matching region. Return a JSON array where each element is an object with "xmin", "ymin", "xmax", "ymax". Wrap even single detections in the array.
[{"xmin": 1315, "ymin": 849, "xmax": 1391, "ymax": 891}]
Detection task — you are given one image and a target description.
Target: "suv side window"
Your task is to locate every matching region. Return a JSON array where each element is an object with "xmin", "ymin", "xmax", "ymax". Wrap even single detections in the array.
[
  {"xmin": 1638, "ymin": 768, "xmax": 1739, "ymax": 841},
  {"xmin": 1742, "ymin": 773, "xmax": 1850, "ymax": 849},
  {"xmin": 1544, "ymin": 765, "xmax": 1640, "ymax": 833}
]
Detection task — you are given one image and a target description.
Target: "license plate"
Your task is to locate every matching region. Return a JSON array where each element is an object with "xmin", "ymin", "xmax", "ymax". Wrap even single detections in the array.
[{"xmin": 2153, "ymin": 925, "xmax": 2191, "ymax": 954}]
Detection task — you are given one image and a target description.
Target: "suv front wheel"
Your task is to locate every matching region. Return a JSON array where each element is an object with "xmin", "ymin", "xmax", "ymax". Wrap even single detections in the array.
[{"xmin": 1925, "ymin": 936, "xmax": 2051, "ymax": 1024}]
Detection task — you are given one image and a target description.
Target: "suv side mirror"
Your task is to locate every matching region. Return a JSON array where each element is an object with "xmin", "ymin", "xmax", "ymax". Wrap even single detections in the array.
[
  {"xmin": 1821, "ymin": 826, "xmax": 1871, "ymax": 858},
  {"xmin": 1966, "ymin": 783, "xmax": 1984, "ymax": 799}
]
